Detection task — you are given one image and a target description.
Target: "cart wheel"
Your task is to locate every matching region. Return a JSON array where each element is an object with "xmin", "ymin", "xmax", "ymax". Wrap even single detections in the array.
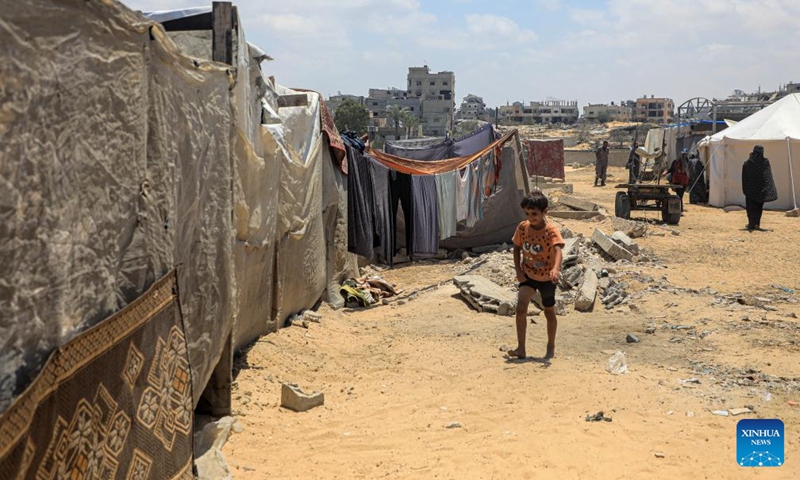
[
  {"xmin": 615, "ymin": 192, "xmax": 631, "ymax": 219},
  {"xmin": 661, "ymin": 195, "xmax": 681, "ymax": 225}
]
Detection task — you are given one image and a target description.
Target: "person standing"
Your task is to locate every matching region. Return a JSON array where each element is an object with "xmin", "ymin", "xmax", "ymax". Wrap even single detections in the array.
[
  {"xmin": 687, "ymin": 153, "xmax": 707, "ymax": 204},
  {"xmin": 667, "ymin": 150, "xmax": 690, "ymax": 212},
  {"xmin": 626, "ymin": 141, "xmax": 641, "ymax": 184},
  {"xmin": 742, "ymin": 145, "xmax": 778, "ymax": 231},
  {"xmin": 507, "ymin": 192, "xmax": 564, "ymax": 360},
  {"xmin": 595, "ymin": 140, "xmax": 610, "ymax": 186}
]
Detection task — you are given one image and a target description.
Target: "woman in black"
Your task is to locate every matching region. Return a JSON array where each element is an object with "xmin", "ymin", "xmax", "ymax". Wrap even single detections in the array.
[{"xmin": 741, "ymin": 145, "xmax": 778, "ymax": 231}]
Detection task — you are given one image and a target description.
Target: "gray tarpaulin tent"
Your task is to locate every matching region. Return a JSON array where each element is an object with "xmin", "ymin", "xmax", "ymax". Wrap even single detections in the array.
[{"xmin": 0, "ymin": 2, "xmax": 355, "ymax": 468}]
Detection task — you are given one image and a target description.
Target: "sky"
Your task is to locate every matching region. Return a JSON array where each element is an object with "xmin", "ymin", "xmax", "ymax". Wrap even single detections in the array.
[{"xmin": 121, "ymin": 0, "xmax": 800, "ymax": 110}]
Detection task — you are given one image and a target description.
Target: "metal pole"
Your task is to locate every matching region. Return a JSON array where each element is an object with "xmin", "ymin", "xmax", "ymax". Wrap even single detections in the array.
[
  {"xmin": 788, "ymin": 137, "xmax": 798, "ymax": 209},
  {"xmin": 712, "ymin": 103, "xmax": 718, "ymax": 135}
]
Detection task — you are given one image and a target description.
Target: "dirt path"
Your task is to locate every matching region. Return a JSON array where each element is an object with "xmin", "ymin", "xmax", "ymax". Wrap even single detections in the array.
[{"xmin": 223, "ymin": 167, "xmax": 800, "ymax": 479}]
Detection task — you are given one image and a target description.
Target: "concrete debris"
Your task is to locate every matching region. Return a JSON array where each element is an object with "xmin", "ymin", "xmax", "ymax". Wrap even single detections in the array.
[
  {"xmin": 602, "ymin": 282, "xmax": 629, "ymax": 308},
  {"xmin": 560, "ymin": 195, "xmax": 602, "ymax": 212},
  {"xmin": 728, "ymin": 408, "xmax": 753, "ymax": 416},
  {"xmin": 612, "ymin": 217, "xmax": 648, "ymax": 238},
  {"xmin": 472, "ymin": 244, "xmax": 503, "ymax": 254},
  {"xmin": 592, "ymin": 229, "xmax": 634, "ymax": 262},
  {"xmin": 585, "ymin": 411, "xmax": 612, "ymax": 422},
  {"xmin": 453, "ymin": 275, "xmax": 516, "ymax": 316},
  {"xmin": 711, "ymin": 410, "xmax": 729, "ymax": 417},
  {"xmin": 548, "ymin": 210, "xmax": 601, "ymax": 220},
  {"xmin": 561, "ymin": 265, "xmax": 585, "ymax": 290},
  {"xmin": 301, "ymin": 311, "xmax": 322, "ymax": 323},
  {"xmin": 281, "ymin": 383, "xmax": 325, "ymax": 412},
  {"xmin": 626, "ymin": 333, "xmax": 640, "ymax": 344},
  {"xmin": 611, "ymin": 231, "xmax": 640, "ymax": 255},
  {"xmin": 574, "ymin": 268, "xmax": 598, "ymax": 312},
  {"xmin": 194, "ymin": 417, "xmax": 244, "ymax": 480},
  {"xmin": 606, "ymin": 351, "xmax": 628, "ymax": 374}
]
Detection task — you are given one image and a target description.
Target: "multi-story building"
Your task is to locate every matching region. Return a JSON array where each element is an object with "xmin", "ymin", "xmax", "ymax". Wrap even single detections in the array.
[
  {"xmin": 407, "ymin": 65, "xmax": 455, "ymax": 136},
  {"xmin": 327, "ymin": 93, "xmax": 365, "ymax": 114},
  {"xmin": 635, "ymin": 95, "xmax": 674, "ymax": 124},
  {"xmin": 457, "ymin": 94, "xmax": 486, "ymax": 120},
  {"xmin": 498, "ymin": 100, "xmax": 579, "ymax": 124},
  {"xmin": 583, "ymin": 101, "xmax": 632, "ymax": 122},
  {"xmin": 356, "ymin": 87, "xmax": 422, "ymax": 121}
]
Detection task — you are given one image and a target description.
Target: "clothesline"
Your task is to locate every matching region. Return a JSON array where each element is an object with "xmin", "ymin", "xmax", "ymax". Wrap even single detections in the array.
[{"xmin": 366, "ymin": 130, "xmax": 518, "ymax": 175}]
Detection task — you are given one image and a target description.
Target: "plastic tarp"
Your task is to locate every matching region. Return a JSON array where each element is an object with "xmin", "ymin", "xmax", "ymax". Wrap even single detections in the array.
[
  {"xmin": 699, "ymin": 94, "xmax": 800, "ymax": 210},
  {"xmin": 384, "ymin": 123, "xmax": 497, "ymax": 160},
  {"xmin": 268, "ymin": 87, "xmax": 331, "ymax": 326},
  {"xmin": 0, "ymin": 0, "xmax": 235, "ymax": 411}
]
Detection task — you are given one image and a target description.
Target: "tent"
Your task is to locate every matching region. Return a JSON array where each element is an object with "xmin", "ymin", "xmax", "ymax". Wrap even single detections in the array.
[{"xmin": 699, "ymin": 94, "xmax": 800, "ymax": 211}]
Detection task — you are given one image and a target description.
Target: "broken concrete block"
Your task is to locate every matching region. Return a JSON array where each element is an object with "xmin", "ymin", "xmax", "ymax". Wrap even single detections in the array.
[
  {"xmin": 612, "ymin": 216, "xmax": 648, "ymax": 238},
  {"xmin": 548, "ymin": 210, "xmax": 601, "ymax": 220},
  {"xmin": 592, "ymin": 229, "xmax": 634, "ymax": 262},
  {"xmin": 574, "ymin": 268, "xmax": 598, "ymax": 312},
  {"xmin": 194, "ymin": 417, "xmax": 244, "ymax": 480},
  {"xmin": 281, "ymin": 383, "xmax": 325, "ymax": 412},
  {"xmin": 561, "ymin": 237, "xmax": 580, "ymax": 258},
  {"xmin": 560, "ymin": 195, "xmax": 601, "ymax": 212},
  {"xmin": 611, "ymin": 231, "xmax": 640, "ymax": 255},
  {"xmin": 453, "ymin": 275, "xmax": 517, "ymax": 316}
]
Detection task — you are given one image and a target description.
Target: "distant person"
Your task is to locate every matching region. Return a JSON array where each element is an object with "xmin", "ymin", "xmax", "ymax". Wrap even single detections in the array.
[
  {"xmin": 594, "ymin": 140, "xmax": 610, "ymax": 186},
  {"xmin": 626, "ymin": 141, "xmax": 641, "ymax": 184},
  {"xmin": 507, "ymin": 192, "xmax": 564, "ymax": 360},
  {"xmin": 666, "ymin": 150, "xmax": 690, "ymax": 212},
  {"xmin": 742, "ymin": 145, "xmax": 778, "ymax": 231},
  {"xmin": 687, "ymin": 153, "xmax": 707, "ymax": 204}
]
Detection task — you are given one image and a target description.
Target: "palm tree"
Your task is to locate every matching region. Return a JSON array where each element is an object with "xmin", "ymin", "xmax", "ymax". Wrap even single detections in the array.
[
  {"xmin": 385, "ymin": 104, "xmax": 406, "ymax": 140},
  {"xmin": 402, "ymin": 110, "xmax": 420, "ymax": 139}
]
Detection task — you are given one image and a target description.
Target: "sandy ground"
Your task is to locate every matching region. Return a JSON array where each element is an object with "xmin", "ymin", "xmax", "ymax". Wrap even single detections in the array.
[{"xmin": 223, "ymin": 167, "xmax": 800, "ymax": 479}]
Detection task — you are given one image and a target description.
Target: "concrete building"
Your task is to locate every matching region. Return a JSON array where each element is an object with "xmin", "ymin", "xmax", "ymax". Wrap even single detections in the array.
[
  {"xmin": 327, "ymin": 93, "xmax": 365, "ymax": 114},
  {"xmin": 582, "ymin": 102, "xmax": 632, "ymax": 122},
  {"xmin": 457, "ymin": 94, "xmax": 486, "ymax": 120},
  {"xmin": 635, "ymin": 95, "xmax": 674, "ymax": 124},
  {"xmin": 498, "ymin": 100, "xmax": 579, "ymax": 124},
  {"xmin": 407, "ymin": 65, "xmax": 455, "ymax": 136}
]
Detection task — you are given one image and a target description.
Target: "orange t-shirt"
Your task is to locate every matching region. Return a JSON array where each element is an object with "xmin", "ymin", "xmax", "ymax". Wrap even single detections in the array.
[{"xmin": 512, "ymin": 220, "xmax": 565, "ymax": 281}]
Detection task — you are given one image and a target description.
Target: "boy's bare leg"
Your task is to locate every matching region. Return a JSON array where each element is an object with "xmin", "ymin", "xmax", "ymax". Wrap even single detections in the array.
[
  {"xmin": 544, "ymin": 306, "xmax": 557, "ymax": 359},
  {"xmin": 508, "ymin": 286, "xmax": 536, "ymax": 358}
]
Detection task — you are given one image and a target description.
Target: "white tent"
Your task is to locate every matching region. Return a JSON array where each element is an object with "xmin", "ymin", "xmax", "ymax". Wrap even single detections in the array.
[{"xmin": 699, "ymin": 93, "xmax": 800, "ymax": 211}]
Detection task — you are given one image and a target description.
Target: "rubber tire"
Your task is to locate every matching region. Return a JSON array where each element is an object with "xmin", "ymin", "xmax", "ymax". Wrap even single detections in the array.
[
  {"xmin": 661, "ymin": 195, "xmax": 681, "ymax": 225},
  {"xmin": 615, "ymin": 192, "xmax": 631, "ymax": 219}
]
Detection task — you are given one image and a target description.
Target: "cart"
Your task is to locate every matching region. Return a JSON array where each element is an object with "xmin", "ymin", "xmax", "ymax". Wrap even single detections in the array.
[
  {"xmin": 614, "ymin": 145, "xmax": 682, "ymax": 225},
  {"xmin": 614, "ymin": 183, "xmax": 682, "ymax": 225}
]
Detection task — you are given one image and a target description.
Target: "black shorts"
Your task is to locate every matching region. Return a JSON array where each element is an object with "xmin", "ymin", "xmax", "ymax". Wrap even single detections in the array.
[{"xmin": 518, "ymin": 277, "xmax": 557, "ymax": 308}]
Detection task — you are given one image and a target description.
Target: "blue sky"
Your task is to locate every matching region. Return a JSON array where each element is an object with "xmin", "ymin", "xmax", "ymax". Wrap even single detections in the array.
[{"xmin": 122, "ymin": 0, "xmax": 800, "ymax": 110}]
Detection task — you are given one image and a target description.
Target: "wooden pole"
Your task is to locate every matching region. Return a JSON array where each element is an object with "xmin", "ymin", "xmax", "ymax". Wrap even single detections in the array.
[
  {"xmin": 212, "ymin": 2, "xmax": 233, "ymax": 65},
  {"xmin": 513, "ymin": 131, "xmax": 531, "ymax": 194}
]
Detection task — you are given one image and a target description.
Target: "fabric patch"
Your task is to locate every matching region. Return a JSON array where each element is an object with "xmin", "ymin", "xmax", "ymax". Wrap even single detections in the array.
[{"xmin": 0, "ymin": 272, "xmax": 193, "ymax": 480}]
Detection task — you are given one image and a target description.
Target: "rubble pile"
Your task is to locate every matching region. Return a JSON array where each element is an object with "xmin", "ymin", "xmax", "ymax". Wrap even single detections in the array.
[{"xmin": 454, "ymin": 223, "xmax": 663, "ymax": 314}]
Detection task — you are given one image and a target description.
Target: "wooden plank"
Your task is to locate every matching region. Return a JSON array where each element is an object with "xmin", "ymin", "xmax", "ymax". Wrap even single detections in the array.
[
  {"xmin": 212, "ymin": 1, "xmax": 233, "ymax": 65},
  {"xmin": 513, "ymin": 131, "xmax": 531, "ymax": 195},
  {"xmin": 278, "ymin": 94, "xmax": 310, "ymax": 109}
]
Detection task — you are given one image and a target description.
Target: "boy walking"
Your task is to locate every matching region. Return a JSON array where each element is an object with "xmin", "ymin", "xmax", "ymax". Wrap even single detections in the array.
[{"xmin": 507, "ymin": 192, "xmax": 564, "ymax": 359}]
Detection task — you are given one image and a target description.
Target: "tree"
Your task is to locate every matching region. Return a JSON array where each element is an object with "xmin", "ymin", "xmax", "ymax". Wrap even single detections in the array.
[
  {"xmin": 334, "ymin": 99, "xmax": 369, "ymax": 134},
  {"xmin": 402, "ymin": 110, "xmax": 420, "ymax": 139},
  {"xmin": 385, "ymin": 104, "xmax": 406, "ymax": 139}
]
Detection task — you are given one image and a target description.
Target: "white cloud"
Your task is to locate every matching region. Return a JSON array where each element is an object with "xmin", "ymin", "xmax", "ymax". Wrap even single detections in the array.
[
  {"xmin": 537, "ymin": 0, "xmax": 562, "ymax": 12},
  {"xmin": 464, "ymin": 14, "xmax": 538, "ymax": 43}
]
